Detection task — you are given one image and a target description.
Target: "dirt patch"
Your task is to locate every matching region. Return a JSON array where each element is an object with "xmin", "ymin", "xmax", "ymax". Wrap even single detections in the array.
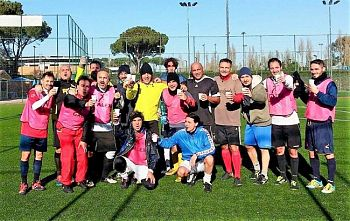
[{"xmin": 0, "ymin": 99, "xmax": 26, "ymax": 104}]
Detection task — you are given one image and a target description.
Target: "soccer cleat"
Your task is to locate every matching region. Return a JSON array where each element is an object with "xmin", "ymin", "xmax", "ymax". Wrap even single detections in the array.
[
  {"xmin": 32, "ymin": 181, "xmax": 46, "ymax": 191},
  {"xmin": 165, "ymin": 168, "xmax": 178, "ymax": 176},
  {"xmin": 77, "ymin": 181, "xmax": 88, "ymax": 190},
  {"xmin": 19, "ymin": 183, "xmax": 28, "ymax": 195},
  {"xmin": 275, "ymin": 176, "xmax": 288, "ymax": 185},
  {"xmin": 187, "ymin": 173, "xmax": 197, "ymax": 186},
  {"xmin": 256, "ymin": 174, "xmax": 268, "ymax": 185},
  {"xmin": 233, "ymin": 178, "xmax": 243, "ymax": 187},
  {"xmin": 86, "ymin": 180, "xmax": 95, "ymax": 188},
  {"xmin": 290, "ymin": 180, "xmax": 299, "ymax": 190},
  {"xmin": 120, "ymin": 178, "xmax": 130, "ymax": 189},
  {"xmin": 203, "ymin": 182, "xmax": 212, "ymax": 192},
  {"xmin": 306, "ymin": 179, "xmax": 324, "ymax": 189},
  {"xmin": 175, "ymin": 176, "xmax": 182, "ymax": 183},
  {"xmin": 221, "ymin": 172, "xmax": 233, "ymax": 180},
  {"xmin": 250, "ymin": 170, "xmax": 260, "ymax": 180},
  {"xmin": 102, "ymin": 177, "xmax": 118, "ymax": 184},
  {"xmin": 62, "ymin": 185, "xmax": 74, "ymax": 193},
  {"xmin": 321, "ymin": 183, "xmax": 335, "ymax": 194},
  {"xmin": 55, "ymin": 175, "xmax": 63, "ymax": 187}
]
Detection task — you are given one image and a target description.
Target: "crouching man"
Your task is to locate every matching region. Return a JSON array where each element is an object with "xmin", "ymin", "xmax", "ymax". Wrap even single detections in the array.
[
  {"xmin": 113, "ymin": 111, "xmax": 159, "ymax": 190},
  {"xmin": 158, "ymin": 113, "xmax": 215, "ymax": 192}
]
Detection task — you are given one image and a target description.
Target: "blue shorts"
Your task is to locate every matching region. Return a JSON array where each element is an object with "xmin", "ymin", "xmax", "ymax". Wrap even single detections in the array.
[
  {"xmin": 305, "ymin": 119, "xmax": 334, "ymax": 154},
  {"xmin": 244, "ymin": 124, "xmax": 272, "ymax": 149},
  {"xmin": 19, "ymin": 135, "xmax": 48, "ymax": 152}
]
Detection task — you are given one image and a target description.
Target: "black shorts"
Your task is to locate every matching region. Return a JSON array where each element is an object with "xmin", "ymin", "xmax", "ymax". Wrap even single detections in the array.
[
  {"xmin": 52, "ymin": 119, "xmax": 60, "ymax": 148},
  {"xmin": 215, "ymin": 125, "xmax": 240, "ymax": 146},
  {"xmin": 305, "ymin": 119, "xmax": 334, "ymax": 154},
  {"xmin": 92, "ymin": 131, "xmax": 117, "ymax": 152},
  {"xmin": 272, "ymin": 124, "xmax": 301, "ymax": 149},
  {"xmin": 144, "ymin": 120, "xmax": 159, "ymax": 135}
]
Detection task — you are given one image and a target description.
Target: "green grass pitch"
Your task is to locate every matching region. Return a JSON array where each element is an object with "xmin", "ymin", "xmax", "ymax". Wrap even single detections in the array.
[{"xmin": 0, "ymin": 98, "xmax": 349, "ymax": 220}]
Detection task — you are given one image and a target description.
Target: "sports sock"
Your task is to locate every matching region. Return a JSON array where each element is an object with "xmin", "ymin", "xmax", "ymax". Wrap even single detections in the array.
[
  {"xmin": 101, "ymin": 157, "xmax": 113, "ymax": 179},
  {"xmin": 327, "ymin": 158, "xmax": 336, "ymax": 183},
  {"xmin": 310, "ymin": 156, "xmax": 321, "ymax": 180},
  {"xmin": 203, "ymin": 172, "xmax": 212, "ymax": 184},
  {"xmin": 231, "ymin": 150, "xmax": 241, "ymax": 179},
  {"xmin": 164, "ymin": 149, "xmax": 170, "ymax": 170},
  {"xmin": 54, "ymin": 151, "xmax": 61, "ymax": 176},
  {"xmin": 253, "ymin": 163, "xmax": 260, "ymax": 172},
  {"xmin": 33, "ymin": 159, "xmax": 42, "ymax": 182},
  {"xmin": 290, "ymin": 157, "xmax": 299, "ymax": 179},
  {"xmin": 20, "ymin": 160, "xmax": 29, "ymax": 184},
  {"xmin": 221, "ymin": 149, "xmax": 232, "ymax": 173},
  {"xmin": 276, "ymin": 154, "xmax": 287, "ymax": 178}
]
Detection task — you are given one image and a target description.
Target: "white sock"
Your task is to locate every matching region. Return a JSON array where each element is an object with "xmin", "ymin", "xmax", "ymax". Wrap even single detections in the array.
[{"xmin": 203, "ymin": 173, "xmax": 212, "ymax": 184}]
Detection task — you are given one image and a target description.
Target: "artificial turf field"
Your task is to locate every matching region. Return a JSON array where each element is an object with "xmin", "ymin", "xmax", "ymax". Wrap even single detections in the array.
[{"xmin": 0, "ymin": 97, "xmax": 349, "ymax": 220}]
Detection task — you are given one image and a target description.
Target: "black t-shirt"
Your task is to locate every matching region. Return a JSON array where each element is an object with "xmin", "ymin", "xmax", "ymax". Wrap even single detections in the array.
[{"xmin": 187, "ymin": 76, "xmax": 220, "ymax": 126}]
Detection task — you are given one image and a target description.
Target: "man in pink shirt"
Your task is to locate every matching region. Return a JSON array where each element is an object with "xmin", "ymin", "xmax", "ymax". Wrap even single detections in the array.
[
  {"xmin": 18, "ymin": 72, "xmax": 57, "ymax": 195},
  {"xmin": 113, "ymin": 111, "xmax": 159, "ymax": 190}
]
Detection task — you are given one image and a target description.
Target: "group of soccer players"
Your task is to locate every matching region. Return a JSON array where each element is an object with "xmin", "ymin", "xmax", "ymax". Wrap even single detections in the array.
[{"xmin": 18, "ymin": 56, "xmax": 337, "ymax": 194}]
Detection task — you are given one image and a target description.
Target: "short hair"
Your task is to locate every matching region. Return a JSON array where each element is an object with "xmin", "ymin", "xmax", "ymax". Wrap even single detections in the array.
[
  {"xmin": 90, "ymin": 60, "xmax": 102, "ymax": 68},
  {"xmin": 187, "ymin": 113, "xmax": 200, "ymax": 124},
  {"xmin": 42, "ymin": 71, "xmax": 54, "ymax": 79},
  {"xmin": 98, "ymin": 68, "xmax": 110, "ymax": 75},
  {"xmin": 130, "ymin": 111, "xmax": 144, "ymax": 122},
  {"xmin": 268, "ymin": 58, "xmax": 282, "ymax": 68},
  {"xmin": 219, "ymin": 58, "xmax": 232, "ymax": 65},
  {"xmin": 310, "ymin": 59, "xmax": 325, "ymax": 67},
  {"xmin": 77, "ymin": 75, "xmax": 91, "ymax": 85},
  {"xmin": 164, "ymin": 57, "xmax": 178, "ymax": 69},
  {"xmin": 59, "ymin": 64, "xmax": 71, "ymax": 71}
]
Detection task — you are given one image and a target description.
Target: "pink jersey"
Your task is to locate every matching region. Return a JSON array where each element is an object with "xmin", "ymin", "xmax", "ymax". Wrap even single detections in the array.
[
  {"xmin": 92, "ymin": 86, "xmax": 115, "ymax": 124},
  {"xmin": 20, "ymin": 88, "xmax": 53, "ymax": 130},
  {"xmin": 266, "ymin": 76, "xmax": 297, "ymax": 116},
  {"xmin": 305, "ymin": 79, "xmax": 335, "ymax": 122},
  {"xmin": 127, "ymin": 132, "xmax": 147, "ymax": 166},
  {"xmin": 57, "ymin": 96, "xmax": 90, "ymax": 130},
  {"xmin": 162, "ymin": 89, "xmax": 195, "ymax": 125}
]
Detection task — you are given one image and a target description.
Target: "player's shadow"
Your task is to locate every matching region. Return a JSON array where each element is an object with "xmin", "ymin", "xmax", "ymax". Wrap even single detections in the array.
[
  {"xmin": 110, "ymin": 185, "xmax": 141, "ymax": 220},
  {"xmin": 0, "ymin": 145, "xmax": 18, "ymax": 154}
]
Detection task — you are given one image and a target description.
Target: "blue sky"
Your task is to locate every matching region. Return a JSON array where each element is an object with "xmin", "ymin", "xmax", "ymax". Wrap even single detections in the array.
[{"xmin": 17, "ymin": 0, "xmax": 349, "ymax": 64}]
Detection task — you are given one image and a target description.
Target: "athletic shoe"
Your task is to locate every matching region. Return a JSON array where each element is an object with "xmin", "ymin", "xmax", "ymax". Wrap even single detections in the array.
[
  {"xmin": 77, "ymin": 181, "xmax": 88, "ymax": 190},
  {"xmin": 250, "ymin": 170, "xmax": 260, "ymax": 180},
  {"xmin": 32, "ymin": 181, "xmax": 46, "ymax": 191},
  {"xmin": 203, "ymin": 182, "xmax": 212, "ymax": 193},
  {"xmin": 121, "ymin": 178, "xmax": 130, "ymax": 189},
  {"xmin": 275, "ymin": 176, "xmax": 288, "ymax": 185},
  {"xmin": 290, "ymin": 180, "xmax": 299, "ymax": 190},
  {"xmin": 321, "ymin": 183, "xmax": 335, "ymax": 194},
  {"xmin": 62, "ymin": 185, "xmax": 74, "ymax": 193},
  {"xmin": 102, "ymin": 177, "xmax": 118, "ymax": 184},
  {"xmin": 19, "ymin": 183, "xmax": 28, "ymax": 195},
  {"xmin": 256, "ymin": 174, "xmax": 268, "ymax": 185},
  {"xmin": 187, "ymin": 173, "xmax": 197, "ymax": 186},
  {"xmin": 233, "ymin": 178, "xmax": 243, "ymax": 186},
  {"xmin": 221, "ymin": 172, "xmax": 233, "ymax": 180},
  {"xmin": 55, "ymin": 175, "xmax": 63, "ymax": 187},
  {"xmin": 175, "ymin": 176, "xmax": 182, "ymax": 183},
  {"xmin": 306, "ymin": 179, "xmax": 324, "ymax": 189},
  {"xmin": 86, "ymin": 180, "xmax": 95, "ymax": 188},
  {"xmin": 165, "ymin": 168, "xmax": 178, "ymax": 176}
]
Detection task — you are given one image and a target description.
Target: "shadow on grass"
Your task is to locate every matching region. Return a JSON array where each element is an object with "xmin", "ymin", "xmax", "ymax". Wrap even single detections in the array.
[
  {"xmin": 0, "ymin": 114, "xmax": 21, "ymax": 121},
  {"xmin": 0, "ymin": 146, "xmax": 18, "ymax": 154},
  {"xmin": 299, "ymin": 178, "xmax": 334, "ymax": 221},
  {"xmin": 48, "ymin": 188, "xmax": 91, "ymax": 221},
  {"xmin": 110, "ymin": 185, "xmax": 141, "ymax": 220}
]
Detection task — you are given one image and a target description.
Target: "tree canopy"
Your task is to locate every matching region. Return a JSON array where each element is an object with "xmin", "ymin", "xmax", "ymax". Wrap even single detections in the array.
[
  {"xmin": 110, "ymin": 26, "xmax": 168, "ymax": 72},
  {"xmin": 0, "ymin": 0, "xmax": 52, "ymax": 76}
]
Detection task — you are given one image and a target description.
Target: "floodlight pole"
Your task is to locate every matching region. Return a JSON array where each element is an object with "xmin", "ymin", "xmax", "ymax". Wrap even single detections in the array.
[
  {"xmin": 179, "ymin": 2, "xmax": 198, "ymax": 72},
  {"xmin": 323, "ymin": 0, "xmax": 341, "ymax": 78},
  {"xmin": 241, "ymin": 32, "xmax": 246, "ymax": 66}
]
